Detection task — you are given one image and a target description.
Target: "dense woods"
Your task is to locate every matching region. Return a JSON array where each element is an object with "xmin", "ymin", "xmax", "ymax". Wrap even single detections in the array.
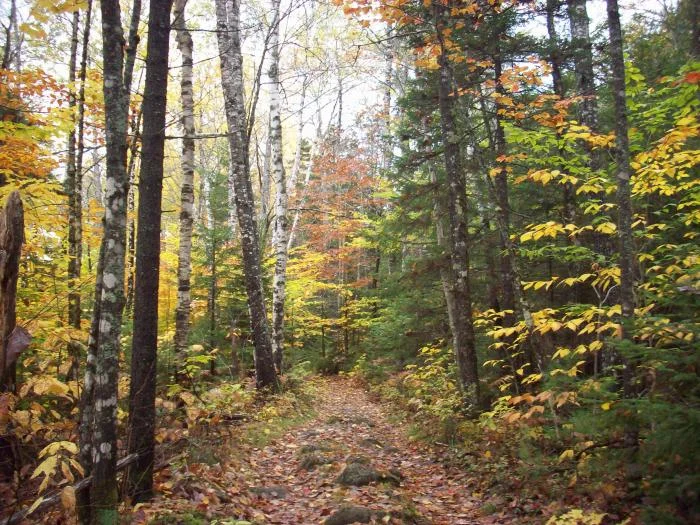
[{"xmin": 0, "ymin": 0, "xmax": 697, "ymax": 523}]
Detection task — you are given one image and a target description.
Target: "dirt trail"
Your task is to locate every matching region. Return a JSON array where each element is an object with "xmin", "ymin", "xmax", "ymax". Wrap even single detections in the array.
[{"xmin": 239, "ymin": 378, "xmax": 488, "ymax": 525}]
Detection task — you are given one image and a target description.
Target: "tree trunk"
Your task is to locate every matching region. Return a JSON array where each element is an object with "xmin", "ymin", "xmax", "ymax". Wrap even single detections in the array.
[
  {"xmin": 434, "ymin": 6, "xmax": 479, "ymax": 403},
  {"xmin": 259, "ymin": 118, "xmax": 272, "ymax": 233},
  {"xmin": 382, "ymin": 47, "xmax": 393, "ymax": 171},
  {"xmin": 1, "ymin": 0, "xmax": 20, "ymax": 71},
  {"xmin": 269, "ymin": 0, "xmax": 288, "ymax": 373},
  {"xmin": 493, "ymin": 55, "xmax": 517, "ymax": 330},
  {"xmin": 173, "ymin": 0, "xmax": 196, "ymax": 379},
  {"xmin": 125, "ymin": 109, "xmax": 142, "ymax": 315},
  {"xmin": 209, "ymin": 238, "xmax": 217, "ymax": 363},
  {"xmin": 127, "ymin": 0, "xmax": 173, "ymax": 503},
  {"xmin": 66, "ymin": 10, "xmax": 82, "ymax": 381},
  {"xmin": 77, "ymin": 237, "xmax": 103, "ymax": 524},
  {"xmin": 606, "ymin": 0, "xmax": 637, "ymax": 446},
  {"xmin": 0, "ymin": 192, "xmax": 23, "ymax": 393},
  {"xmin": 287, "ymin": 77, "xmax": 307, "ymax": 193},
  {"xmin": 89, "ymin": 0, "xmax": 132, "ymax": 520},
  {"xmin": 214, "ymin": 0, "xmax": 278, "ymax": 390},
  {"xmin": 546, "ymin": 0, "xmax": 577, "ymax": 226},
  {"xmin": 287, "ymin": 114, "xmax": 321, "ymax": 250},
  {"xmin": 566, "ymin": 0, "xmax": 598, "ymax": 132}
]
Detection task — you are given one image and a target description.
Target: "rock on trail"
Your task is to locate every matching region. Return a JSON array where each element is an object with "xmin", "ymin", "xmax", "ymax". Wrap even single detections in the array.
[{"xmin": 238, "ymin": 378, "xmax": 485, "ymax": 524}]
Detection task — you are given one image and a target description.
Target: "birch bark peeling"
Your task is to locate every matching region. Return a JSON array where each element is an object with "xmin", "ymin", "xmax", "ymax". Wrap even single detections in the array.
[
  {"xmin": 173, "ymin": 0, "xmax": 196, "ymax": 375},
  {"xmin": 215, "ymin": 0, "xmax": 278, "ymax": 390}
]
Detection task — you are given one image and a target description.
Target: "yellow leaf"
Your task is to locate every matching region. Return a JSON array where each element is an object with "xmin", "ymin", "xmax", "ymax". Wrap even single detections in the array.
[
  {"xmin": 33, "ymin": 377, "xmax": 72, "ymax": 398},
  {"xmin": 601, "ymin": 402, "xmax": 611, "ymax": 411},
  {"xmin": 31, "ymin": 455, "xmax": 58, "ymax": 493},
  {"xmin": 39, "ymin": 441, "xmax": 78, "ymax": 458},
  {"xmin": 60, "ymin": 461, "xmax": 74, "ymax": 483},
  {"xmin": 552, "ymin": 347, "xmax": 571, "ymax": 359},
  {"xmin": 26, "ymin": 496, "xmax": 44, "ymax": 517},
  {"xmin": 559, "ymin": 449, "xmax": 574, "ymax": 462},
  {"xmin": 19, "ymin": 23, "xmax": 47, "ymax": 39},
  {"xmin": 595, "ymin": 222, "xmax": 617, "ymax": 234}
]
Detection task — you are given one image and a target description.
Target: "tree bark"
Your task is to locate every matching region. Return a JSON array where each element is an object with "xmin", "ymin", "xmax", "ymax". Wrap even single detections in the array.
[
  {"xmin": 0, "ymin": 192, "xmax": 23, "ymax": 393},
  {"xmin": 606, "ymin": 0, "xmax": 637, "ymax": 445},
  {"xmin": 214, "ymin": 0, "xmax": 278, "ymax": 390},
  {"xmin": 66, "ymin": 10, "xmax": 82, "ymax": 381},
  {"xmin": 80, "ymin": 13, "xmax": 141, "ymax": 516},
  {"xmin": 566, "ymin": 0, "xmax": 598, "ymax": 132},
  {"xmin": 269, "ymin": 0, "xmax": 288, "ymax": 372},
  {"xmin": 493, "ymin": 54, "xmax": 516, "ymax": 329},
  {"xmin": 287, "ymin": 114, "xmax": 321, "ymax": 251},
  {"xmin": 259, "ymin": 117, "xmax": 272, "ymax": 233},
  {"xmin": 124, "ymin": 109, "xmax": 142, "ymax": 315},
  {"xmin": 546, "ymin": 0, "xmax": 577, "ymax": 226},
  {"xmin": 382, "ymin": 47, "xmax": 393, "ymax": 171},
  {"xmin": 173, "ymin": 0, "xmax": 196, "ymax": 379},
  {"xmin": 127, "ymin": 0, "xmax": 173, "ymax": 503},
  {"xmin": 434, "ymin": 5, "xmax": 479, "ymax": 403},
  {"xmin": 88, "ymin": 0, "xmax": 132, "ymax": 520},
  {"xmin": 287, "ymin": 77, "xmax": 307, "ymax": 193},
  {"xmin": 1, "ymin": 0, "xmax": 19, "ymax": 71}
]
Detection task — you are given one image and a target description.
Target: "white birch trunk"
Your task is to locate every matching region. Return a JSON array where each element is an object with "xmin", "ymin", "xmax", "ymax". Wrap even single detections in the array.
[
  {"xmin": 287, "ymin": 77, "xmax": 307, "ymax": 192},
  {"xmin": 259, "ymin": 118, "xmax": 272, "ymax": 232},
  {"xmin": 287, "ymin": 114, "xmax": 321, "ymax": 251},
  {"xmin": 269, "ymin": 0, "xmax": 288, "ymax": 371},
  {"xmin": 173, "ymin": 0, "xmax": 195, "ymax": 372}
]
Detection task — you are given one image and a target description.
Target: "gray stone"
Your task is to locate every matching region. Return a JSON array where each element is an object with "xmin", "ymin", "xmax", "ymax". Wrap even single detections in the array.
[
  {"xmin": 345, "ymin": 454, "xmax": 371, "ymax": 465},
  {"xmin": 324, "ymin": 505, "xmax": 375, "ymax": 525},
  {"xmin": 336, "ymin": 463, "xmax": 381, "ymax": 486},
  {"xmin": 299, "ymin": 451, "xmax": 333, "ymax": 470},
  {"xmin": 299, "ymin": 441, "xmax": 333, "ymax": 454}
]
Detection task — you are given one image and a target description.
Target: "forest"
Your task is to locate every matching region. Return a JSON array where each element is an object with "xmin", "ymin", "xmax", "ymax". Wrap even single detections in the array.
[{"xmin": 0, "ymin": 0, "xmax": 698, "ymax": 523}]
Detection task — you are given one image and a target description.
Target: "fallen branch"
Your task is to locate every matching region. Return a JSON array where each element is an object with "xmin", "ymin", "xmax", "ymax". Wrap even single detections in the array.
[{"xmin": 2, "ymin": 453, "xmax": 139, "ymax": 525}]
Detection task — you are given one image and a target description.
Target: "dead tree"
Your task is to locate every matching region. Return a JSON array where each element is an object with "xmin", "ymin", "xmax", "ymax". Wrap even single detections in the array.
[{"xmin": 0, "ymin": 191, "xmax": 24, "ymax": 393}]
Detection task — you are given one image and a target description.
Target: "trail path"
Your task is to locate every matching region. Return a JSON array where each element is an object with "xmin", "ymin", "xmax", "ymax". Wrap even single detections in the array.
[{"xmin": 237, "ymin": 378, "xmax": 491, "ymax": 525}]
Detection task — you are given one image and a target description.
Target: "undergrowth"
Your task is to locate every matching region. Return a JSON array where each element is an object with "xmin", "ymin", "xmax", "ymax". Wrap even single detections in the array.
[{"xmin": 346, "ymin": 350, "xmax": 642, "ymax": 524}]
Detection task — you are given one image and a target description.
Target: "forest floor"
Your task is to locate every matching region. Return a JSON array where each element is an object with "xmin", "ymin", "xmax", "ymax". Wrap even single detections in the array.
[{"xmin": 137, "ymin": 377, "xmax": 523, "ymax": 525}]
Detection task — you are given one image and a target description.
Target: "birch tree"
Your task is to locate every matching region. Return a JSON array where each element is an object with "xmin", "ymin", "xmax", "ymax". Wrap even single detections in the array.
[
  {"xmin": 65, "ymin": 9, "xmax": 81, "ymax": 380},
  {"xmin": 269, "ymin": 0, "xmax": 289, "ymax": 372},
  {"xmin": 215, "ymin": 0, "xmax": 278, "ymax": 389},
  {"xmin": 173, "ymin": 0, "xmax": 196, "ymax": 378}
]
